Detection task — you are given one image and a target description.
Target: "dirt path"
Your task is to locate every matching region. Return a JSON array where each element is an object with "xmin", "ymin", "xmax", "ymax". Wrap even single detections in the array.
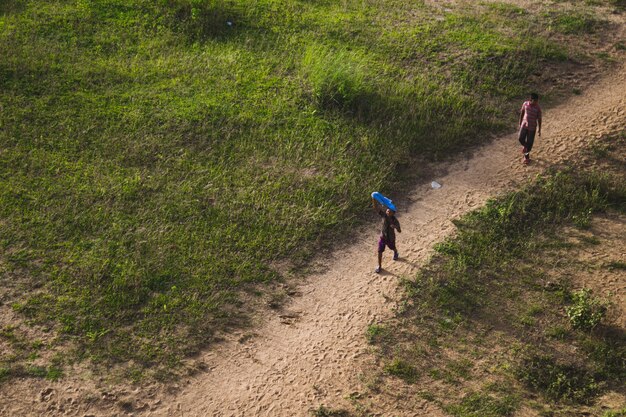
[
  {"xmin": 126, "ymin": 63, "xmax": 623, "ymax": 417},
  {"xmin": 3, "ymin": 65, "xmax": 624, "ymax": 417}
]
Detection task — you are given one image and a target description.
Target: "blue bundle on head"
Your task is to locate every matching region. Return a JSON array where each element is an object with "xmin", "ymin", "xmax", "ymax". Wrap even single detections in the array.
[{"xmin": 371, "ymin": 191, "xmax": 397, "ymax": 212}]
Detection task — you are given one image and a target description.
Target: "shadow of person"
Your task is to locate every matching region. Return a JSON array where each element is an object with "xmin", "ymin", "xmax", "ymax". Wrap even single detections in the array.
[{"xmin": 396, "ymin": 257, "xmax": 421, "ymax": 270}]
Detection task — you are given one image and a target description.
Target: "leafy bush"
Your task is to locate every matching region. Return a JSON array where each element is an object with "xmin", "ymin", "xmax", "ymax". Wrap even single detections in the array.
[{"xmin": 566, "ymin": 289, "xmax": 607, "ymax": 331}]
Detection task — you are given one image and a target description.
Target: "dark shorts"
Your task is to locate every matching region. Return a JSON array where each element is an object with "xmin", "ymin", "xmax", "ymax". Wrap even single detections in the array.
[
  {"xmin": 518, "ymin": 127, "xmax": 536, "ymax": 153},
  {"xmin": 378, "ymin": 236, "xmax": 396, "ymax": 253}
]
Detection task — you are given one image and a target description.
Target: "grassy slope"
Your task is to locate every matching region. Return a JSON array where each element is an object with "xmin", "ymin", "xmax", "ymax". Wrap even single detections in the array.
[
  {"xmin": 363, "ymin": 131, "xmax": 626, "ymax": 416},
  {"xmin": 0, "ymin": 0, "xmax": 621, "ymax": 380}
]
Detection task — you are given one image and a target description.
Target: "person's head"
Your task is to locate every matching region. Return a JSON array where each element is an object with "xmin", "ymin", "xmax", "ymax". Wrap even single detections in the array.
[
  {"xmin": 530, "ymin": 92, "xmax": 539, "ymax": 103},
  {"xmin": 386, "ymin": 208, "xmax": 395, "ymax": 217}
]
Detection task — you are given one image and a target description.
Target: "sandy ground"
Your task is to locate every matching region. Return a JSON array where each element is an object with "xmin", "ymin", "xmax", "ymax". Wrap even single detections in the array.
[{"xmin": 3, "ymin": 48, "xmax": 625, "ymax": 417}]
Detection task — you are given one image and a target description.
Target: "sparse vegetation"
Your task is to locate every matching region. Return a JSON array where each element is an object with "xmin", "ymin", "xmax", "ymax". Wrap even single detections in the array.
[
  {"xmin": 365, "ymin": 130, "xmax": 626, "ymax": 414},
  {"xmin": 516, "ymin": 355, "xmax": 602, "ymax": 404}
]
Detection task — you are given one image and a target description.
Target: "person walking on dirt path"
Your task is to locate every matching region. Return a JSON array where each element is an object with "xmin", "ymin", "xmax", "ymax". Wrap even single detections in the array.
[
  {"xmin": 518, "ymin": 92, "xmax": 542, "ymax": 165},
  {"xmin": 372, "ymin": 198, "xmax": 401, "ymax": 273}
]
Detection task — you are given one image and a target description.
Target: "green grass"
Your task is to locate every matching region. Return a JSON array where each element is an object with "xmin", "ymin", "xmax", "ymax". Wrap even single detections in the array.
[
  {"xmin": 546, "ymin": 10, "xmax": 602, "ymax": 34},
  {"xmin": 0, "ymin": 0, "xmax": 620, "ymax": 380},
  {"xmin": 384, "ymin": 358, "xmax": 419, "ymax": 384},
  {"xmin": 366, "ymin": 324, "xmax": 392, "ymax": 345},
  {"xmin": 444, "ymin": 391, "xmax": 518, "ymax": 417},
  {"xmin": 312, "ymin": 405, "xmax": 351, "ymax": 417}
]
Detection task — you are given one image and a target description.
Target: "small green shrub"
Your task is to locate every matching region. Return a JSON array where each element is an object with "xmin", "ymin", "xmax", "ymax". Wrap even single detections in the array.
[{"xmin": 566, "ymin": 289, "xmax": 607, "ymax": 331}]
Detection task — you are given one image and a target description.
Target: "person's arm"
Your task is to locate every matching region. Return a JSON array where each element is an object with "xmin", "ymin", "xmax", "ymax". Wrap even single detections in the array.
[
  {"xmin": 394, "ymin": 219, "xmax": 401, "ymax": 233},
  {"xmin": 519, "ymin": 105, "xmax": 525, "ymax": 127},
  {"xmin": 537, "ymin": 108, "xmax": 542, "ymax": 136},
  {"xmin": 372, "ymin": 198, "xmax": 384, "ymax": 216}
]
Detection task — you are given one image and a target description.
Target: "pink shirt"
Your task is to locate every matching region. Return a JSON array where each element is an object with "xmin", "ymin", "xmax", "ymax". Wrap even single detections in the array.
[{"xmin": 520, "ymin": 101, "xmax": 542, "ymax": 131}]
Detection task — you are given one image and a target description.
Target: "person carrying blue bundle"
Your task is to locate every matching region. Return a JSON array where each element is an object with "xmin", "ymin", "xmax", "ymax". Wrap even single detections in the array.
[{"xmin": 372, "ymin": 195, "xmax": 401, "ymax": 273}]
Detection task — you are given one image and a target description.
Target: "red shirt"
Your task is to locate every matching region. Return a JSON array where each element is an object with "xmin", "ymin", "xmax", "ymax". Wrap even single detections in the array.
[{"xmin": 520, "ymin": 101, "xmax": 542, "ymax": 131}]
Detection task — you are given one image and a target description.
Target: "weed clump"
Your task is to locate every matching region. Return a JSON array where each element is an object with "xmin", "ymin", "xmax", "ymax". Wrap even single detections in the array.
[{"xmin": 566, "ymin": 289, "xmax": 607, "ymax": 331}]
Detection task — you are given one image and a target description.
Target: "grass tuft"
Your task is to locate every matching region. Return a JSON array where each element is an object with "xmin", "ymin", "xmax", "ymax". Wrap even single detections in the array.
[
  {"xmin": 384, "ymin": 358, "xmax": 419, "ymax": 384},
  {"xmin": 303, "ymin": 44, "xmax": 370, "ymax": 113},
  {"xmin": 547, "ymin": 10, "xmax": 602, "ymax": 34},
  {"xmin": 444, "ymin": 391, "xmax": 518, "ymax": 417},
  {"xmin": 312, "ymin": 405, "xmax": 351, "ymax": 417}
]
